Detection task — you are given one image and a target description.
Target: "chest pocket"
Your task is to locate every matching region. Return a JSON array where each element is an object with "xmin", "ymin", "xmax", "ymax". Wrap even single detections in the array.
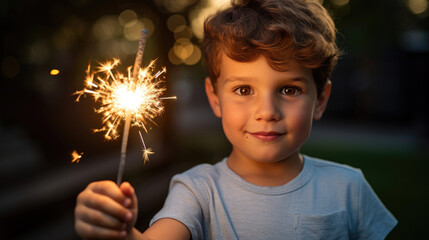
[{"xmin": 294, "ymin": 210, "xmax": 349, "ymax": 240}]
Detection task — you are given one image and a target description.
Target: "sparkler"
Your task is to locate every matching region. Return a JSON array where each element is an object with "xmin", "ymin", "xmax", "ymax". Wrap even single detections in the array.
[{"xmin": 74, "ymin": 30, "xmax": 176, "ymax": 185}]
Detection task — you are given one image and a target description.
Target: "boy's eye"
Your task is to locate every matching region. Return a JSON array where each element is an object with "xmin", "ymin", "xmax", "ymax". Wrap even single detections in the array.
[
  {"xmin": 234, "ymin": 86, "xmax": 253, "ymax": 96},
  {"xmin": 280, "ymin": 87, "xmax": 301, "ymax": 96}
]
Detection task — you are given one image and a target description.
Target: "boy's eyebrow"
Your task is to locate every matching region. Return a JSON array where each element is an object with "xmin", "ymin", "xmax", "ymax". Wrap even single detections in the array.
[
  {"xmin": 288, "ymin": 76, "xmax": 311, "ymax": 83},
  {"xmin": 223, "ymin": 76, "xmax": 311, "ymax": 83},
  {"xmin": 223, "ymin": 76, "xmax": 254, "ymax": 83}
]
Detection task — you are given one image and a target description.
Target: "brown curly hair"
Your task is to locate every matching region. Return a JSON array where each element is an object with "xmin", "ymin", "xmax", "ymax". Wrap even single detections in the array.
[{"xmin": 202, "ymin": 0, "xmax": 340, "ymax": 96}]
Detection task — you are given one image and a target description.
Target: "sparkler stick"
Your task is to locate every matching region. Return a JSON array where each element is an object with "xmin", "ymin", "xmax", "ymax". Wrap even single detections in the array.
[{"xmin": 117, "ymin": 30, "xmax": 149, "ymax": 185}]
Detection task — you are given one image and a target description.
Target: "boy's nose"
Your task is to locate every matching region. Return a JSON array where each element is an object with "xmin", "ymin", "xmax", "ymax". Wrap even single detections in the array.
[{"xmin": 254, "ymin": 94, "xmax": 281, "ymax": 122}]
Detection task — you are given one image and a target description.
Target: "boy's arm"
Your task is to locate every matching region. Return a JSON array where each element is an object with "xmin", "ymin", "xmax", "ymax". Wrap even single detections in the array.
[{"xmin": 127, "ymin": 218, "xmax": 191, "ymax": 240}]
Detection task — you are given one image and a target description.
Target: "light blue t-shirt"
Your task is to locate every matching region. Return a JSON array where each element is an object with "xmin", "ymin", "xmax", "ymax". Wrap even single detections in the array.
[{"xmin": 150, "ymin": 155, "xmax": 397, "ymax": 239}]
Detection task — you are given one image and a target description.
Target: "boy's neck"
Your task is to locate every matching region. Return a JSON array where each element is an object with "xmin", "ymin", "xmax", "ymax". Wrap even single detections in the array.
[{"xmin": 226, "ymin": 151, "xmax": 304, "ymax": 187}]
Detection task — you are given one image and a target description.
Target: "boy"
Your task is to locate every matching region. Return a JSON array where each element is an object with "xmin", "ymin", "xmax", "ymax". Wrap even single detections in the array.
[{"xmin": 74, "ymin": 0, "xmax": 397, "ymax": 239}]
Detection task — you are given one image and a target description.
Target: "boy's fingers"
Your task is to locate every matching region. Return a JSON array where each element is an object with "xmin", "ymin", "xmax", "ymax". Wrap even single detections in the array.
[
  {"xmin": 120, "ymin": 182, "xmax": 134, "ymax": 197},
  {"xmin": 120, "ymin": 182, "xmax": 138, "ymax": 209},
  {"xmin": 75, "ymin": 204, "xmax": 125, "ymax": 230},
  {"xmin": 75, "ymin": 219, "xmax": 127, "ymax": 240},
  {"xmin": 79, "ymin": 190, "xmax": 132, "ymax": 222},
  {"xmin": 89, "ymin": 181, "xmax": 126, "ymax": 204}
]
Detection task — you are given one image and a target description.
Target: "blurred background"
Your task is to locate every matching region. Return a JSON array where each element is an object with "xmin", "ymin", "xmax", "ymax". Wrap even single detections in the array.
[{"xmin": 0, "ymin": 0, "xmax": 428, "ymax": 239}]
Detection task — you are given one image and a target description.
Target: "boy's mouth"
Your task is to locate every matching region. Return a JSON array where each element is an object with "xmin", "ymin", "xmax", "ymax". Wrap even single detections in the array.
[{"xmin": 248, "ymin": 131, "xmax": 285, "ymax": 141}]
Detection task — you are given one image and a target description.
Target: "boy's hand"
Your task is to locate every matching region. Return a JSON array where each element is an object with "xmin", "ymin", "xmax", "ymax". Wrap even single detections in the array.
[{"xmin": 74, "ymin": 180, "xmax": 138, "ymax": 239}]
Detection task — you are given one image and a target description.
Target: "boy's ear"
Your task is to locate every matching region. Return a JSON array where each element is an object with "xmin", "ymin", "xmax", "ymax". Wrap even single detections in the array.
[
  {"xmin": 313, "ymin": 80, "xmax": 331, "ymax": 120},
  {"xmin": 205, "ymin": 77, "xmax": 222, "ymax": 118}
]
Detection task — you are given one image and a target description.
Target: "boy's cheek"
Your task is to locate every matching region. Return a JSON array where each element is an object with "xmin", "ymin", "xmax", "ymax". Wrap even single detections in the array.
[{"xmin": 286, "ymin": 104, "xmax": 314, "ymax": 129}]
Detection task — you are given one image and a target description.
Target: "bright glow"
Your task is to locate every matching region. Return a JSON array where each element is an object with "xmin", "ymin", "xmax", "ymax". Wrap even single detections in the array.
[
  {"xmin": 50, "ymin": 69, "xmax": 60, "ymax": 75},
  {"xmin": 75, "ymin": 58, "xmax": 174, "ymax": 139},
  {"xmin": 407, "ymin": 0, "xmax": 428, "ymax": 15},
  {"xmin": 115, "ymin": 86, "xmax": 143, "ymax": 111}
]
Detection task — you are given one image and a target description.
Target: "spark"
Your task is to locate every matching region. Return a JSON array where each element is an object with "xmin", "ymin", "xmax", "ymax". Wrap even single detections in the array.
[
  {"xmin": 71, "ymin": 150, "xmax": 83, "ymax": 163},
  {"xmin": 74, "ymin": 58, "xmax": 173, "ymax": 140},
  {"xmin": 139, "ymin": 130, "xmax": 154, "ymax": 164}
]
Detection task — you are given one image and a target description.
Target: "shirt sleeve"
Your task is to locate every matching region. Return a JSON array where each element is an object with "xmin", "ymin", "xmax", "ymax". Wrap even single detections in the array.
[
  {"xmin": 356, "ymin": 172, "xmax": 398, "ymax": 239},
  {"xmin": 149, "ymin": 173, "xmax": 206, "ymax": 240}
]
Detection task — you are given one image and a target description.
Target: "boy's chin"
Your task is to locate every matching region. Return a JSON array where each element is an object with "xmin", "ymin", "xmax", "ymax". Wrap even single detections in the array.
[{"xmin": 244, "ymin": 151, "xmax": 301, "ymax": 164}]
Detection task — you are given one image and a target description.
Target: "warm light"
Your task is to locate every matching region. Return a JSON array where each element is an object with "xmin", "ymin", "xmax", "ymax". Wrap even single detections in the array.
[
  {"xmin": 115, "ymin": 86, "xmax": 144, "ymax": 111},
  {"xmin": 407, "ymin": 0, "xmax": 428, "ymax": 15},
  {"xmin": 50, "ymin": 69, "xmax": 60, "ymax": 75},
  {"xmin": 75, "ymin": 59, "xmax": 171, "ymax": 139}
]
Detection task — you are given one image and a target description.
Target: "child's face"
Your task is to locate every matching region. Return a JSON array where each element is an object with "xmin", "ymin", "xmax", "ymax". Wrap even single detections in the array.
[{"xmin": 205, "ymin": 54, "xmax": 330, "ymax": 164}]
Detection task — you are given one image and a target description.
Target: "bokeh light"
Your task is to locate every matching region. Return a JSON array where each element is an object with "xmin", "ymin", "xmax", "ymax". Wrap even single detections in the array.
[
  {"xmin": 189, "ymin": 0, "xmax": 231, "ymax": 39},
  {"xmin": 124, "ymin": 19, "xmax": 145, "ymax": 41},
  {"xmin": 92, "ymin": 15, "xmax": 122, "ymax": 40},
  {"xmin": 163, "ymin": 0, "xmax": 197, "ymax": 13},
  {"xmin": 90, "ymin": 10, "xmax": 156, "ymax": 58},
  {"xmin": 174, "ymin": 38, "xmax": 194, "ymax": 60},
  {"xmin": 174, "ymin": 25, "xmax": 193, "ymax": 40},
  {"xmin": 167, "ymin": 14, "xmax": 187, "ymax": 32},
  {"xmin": 20, "ymin": 40, "xmax": 50, "ymax": 65},
  {"xmin": 119, "ymin": 9, "xmax": 138, "ymax": 26},
  {"xmin": 406, "ymin": 0, "xmax": 428, "ymax": 15},
  {"xmin": 330, "ymin": 0, "xmax": 349, "ymax": 7},
  {"xmin": 183, "ymin": 44, "xmax": 201, "ymax": 65}
]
